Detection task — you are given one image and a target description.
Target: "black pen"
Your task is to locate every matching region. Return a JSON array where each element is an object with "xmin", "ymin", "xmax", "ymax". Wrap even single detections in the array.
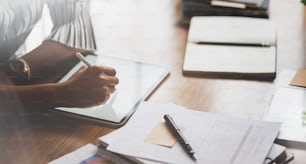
[{"xmin": 164, "ymin": 114, "xmax": 198, "ymax": 161}]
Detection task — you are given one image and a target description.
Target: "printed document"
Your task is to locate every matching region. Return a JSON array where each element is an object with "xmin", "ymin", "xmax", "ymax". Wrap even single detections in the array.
[{"xmin": 100, "ymin": 103, "xmax": 280, "ymax": 164}]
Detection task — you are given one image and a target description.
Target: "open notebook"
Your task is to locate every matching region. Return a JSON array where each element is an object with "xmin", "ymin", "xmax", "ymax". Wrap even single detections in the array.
[
  {"xmin": 54, "ymin": 54, "xmax": 170, "ymax": 127},
  {"xmin": 183, "ymin": 16, "xmax": 277, "ymax": 80}
]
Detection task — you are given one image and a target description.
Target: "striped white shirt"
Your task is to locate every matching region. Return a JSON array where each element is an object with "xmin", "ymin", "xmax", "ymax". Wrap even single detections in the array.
[{"xmin": 0, "ymin": 0, "xmax": 96, "ymax": 61}]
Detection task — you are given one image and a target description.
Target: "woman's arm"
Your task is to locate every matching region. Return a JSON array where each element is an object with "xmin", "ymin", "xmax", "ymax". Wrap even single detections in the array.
[
  {"xmin": 0, "ymin": 82, "xmax": 59, "ymax": 109},
  {"xmin": 0, "ymin": 41, "xmax": 118, "ymax": 109},
  {"xmin": 0, "ymin": 64, "xmax": 119, "ymax": 109},
  {"xmin": 0, "ymin": 0, "xmax": 118, "ymax": 110},
  {"xmin": 20, "ymin": 40, "xmax": 90, "ymax": 83}
]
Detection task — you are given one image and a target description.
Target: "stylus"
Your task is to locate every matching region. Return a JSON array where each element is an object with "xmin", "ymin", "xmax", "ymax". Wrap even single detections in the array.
[{"xmin": 76, "ymin": 52, "xmax": 92, "ymax": 66}]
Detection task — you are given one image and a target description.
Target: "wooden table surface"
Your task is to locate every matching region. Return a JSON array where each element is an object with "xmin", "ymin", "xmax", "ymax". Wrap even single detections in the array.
[{"xmin": 1, "ymin": 0, "xmax": 305, "ymax": 163}]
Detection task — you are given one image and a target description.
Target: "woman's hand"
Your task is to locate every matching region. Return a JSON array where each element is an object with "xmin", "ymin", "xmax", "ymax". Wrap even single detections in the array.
[{"xmin": 56, "ymin": 65, "xmax": 119, "ymax": 108}]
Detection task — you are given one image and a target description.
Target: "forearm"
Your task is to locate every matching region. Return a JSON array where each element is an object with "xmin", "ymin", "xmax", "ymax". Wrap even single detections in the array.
[
  {"xmin": 20, "ymin": 40, "xmax": 88, "ymax": 83},
  {"xmin": 0, "ymin": 63, "xmax": 119, "ymax": 109},
  {"xmin": 0, "ymin": 83, "xmax": 60, "ymax": 109}
]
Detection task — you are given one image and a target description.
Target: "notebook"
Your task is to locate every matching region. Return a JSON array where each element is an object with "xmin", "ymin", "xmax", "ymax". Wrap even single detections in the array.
[
  {"xmin": 182, "ymin": 16, "xmax": 277, "ymax": 80},
  {"xmin": 180, "ymin": 0, "xmax": 270, "ymax": 26},
  {"xmin": 228, "ymin": 0, "xmax": 265, "ymax": 7},
  {"xmin": 54, "ymin": 54, "xmax": 170, "ymax": 127}
]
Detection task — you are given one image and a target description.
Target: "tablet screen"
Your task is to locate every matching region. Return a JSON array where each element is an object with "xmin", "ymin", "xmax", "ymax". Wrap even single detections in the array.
[{"xmin": 54, "ymin": 54, "xmax": 170, "ymax": 127}]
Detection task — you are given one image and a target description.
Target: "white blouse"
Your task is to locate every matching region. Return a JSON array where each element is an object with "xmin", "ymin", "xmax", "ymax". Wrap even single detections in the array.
[{"xmin": 0, "ymin": 0, "xmax": 96, "ymax": 61}]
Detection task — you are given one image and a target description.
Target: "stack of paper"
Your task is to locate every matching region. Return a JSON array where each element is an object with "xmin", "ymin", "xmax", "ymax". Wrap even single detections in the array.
[
  {"xmin": 264, "ymin": 143, "xmax": 293, "ymax": 164},
  {"xmin": 99, "ymin": 102, "xmax": 280, "ymax": 164},
  {"xmin": 264, "ymin": 69, "xmax": 306, "ymax": 149},
  {"xmin": 49, "ymin": 144, "xmax": 144, "ymax": 164}
]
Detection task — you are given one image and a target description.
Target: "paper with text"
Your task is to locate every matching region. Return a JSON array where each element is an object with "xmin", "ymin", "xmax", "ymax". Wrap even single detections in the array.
[
  {"xmin": 100, "ymin": 103, "xmax": 280, "ymax": 164},
  {"xmin": 265, "ymin": 87, "xmax": 306, "ymax": 147}
]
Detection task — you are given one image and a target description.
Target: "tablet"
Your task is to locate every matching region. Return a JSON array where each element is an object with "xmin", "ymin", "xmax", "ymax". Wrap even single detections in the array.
[{"xmin": 54, "ymin": 54, "xmax": 170, "ymax": 127}]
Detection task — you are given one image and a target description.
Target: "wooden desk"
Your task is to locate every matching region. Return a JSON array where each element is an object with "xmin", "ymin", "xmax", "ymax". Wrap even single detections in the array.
[{"xmin": 0, "ymin": 0, "xmax": 305, "ymax": 163}]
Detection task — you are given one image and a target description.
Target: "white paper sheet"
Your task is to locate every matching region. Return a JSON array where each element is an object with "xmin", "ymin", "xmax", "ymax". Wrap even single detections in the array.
[
  {"xmin": 48, "ymin": 144, "xmax": 97, "ymax": 164},
  {"xmin": 265, "ymin": 87, "xmax": 306, "ymax": 148},
  {"xmin": 100, "ymin": 103, "xmax": 280, "ymax": 164}
]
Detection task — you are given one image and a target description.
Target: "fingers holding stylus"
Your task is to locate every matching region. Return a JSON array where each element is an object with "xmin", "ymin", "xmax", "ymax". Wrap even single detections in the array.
[
  {"xmin": 100, "ymin": 65, "xmax": 117, "ymax": 76},
  {"xmin": 97, "ymin": 71, "xmax": 119, "ymax": 88},
  {"xmin": 76, "ymin": 52, "xmax": 116, "ymax": 76},
  {"xmin": 89, "ymin": 65, "xmax": 117, "ymax": 77},
  {"xmin": 58, "ymin": 53, "xmax": 120, "ymax": 107}
]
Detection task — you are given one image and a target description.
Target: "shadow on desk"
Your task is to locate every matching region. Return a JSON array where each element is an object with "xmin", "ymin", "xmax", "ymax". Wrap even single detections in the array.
[{"xmin": 0, "ymin": 107, "xmax": 111, "ymax": 164}]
